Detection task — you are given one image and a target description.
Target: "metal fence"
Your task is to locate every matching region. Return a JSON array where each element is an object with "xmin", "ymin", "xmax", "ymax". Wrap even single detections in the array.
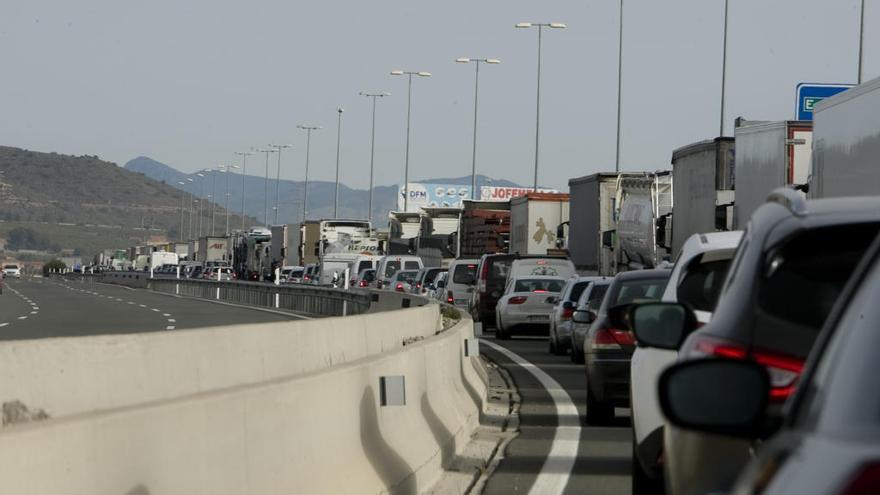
[{"xmin": 149, "ymin": 279, "xmax": 373, "ymax": 317}]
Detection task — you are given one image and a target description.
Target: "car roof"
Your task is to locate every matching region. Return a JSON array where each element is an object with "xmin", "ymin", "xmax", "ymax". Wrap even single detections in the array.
[
  {"xmin": 613, "ymin": 268, "xmax": 671, "ymax": 281},
  {"xmin": 512, "ymin": 275, "xmax": 565, "ymax": 281}
]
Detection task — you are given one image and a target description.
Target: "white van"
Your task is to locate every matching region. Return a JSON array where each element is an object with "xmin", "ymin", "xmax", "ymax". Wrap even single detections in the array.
[
  {"xmin": 443, "ymin": 258, "xmax": 479, "ymax": 308},
  {"xmin": 375, "ymin": 255, "xmax": 423, "ymax": 290},
  {"xmin": 319, "ymin": 254, "xmax": 380, "ymax": 286},
  {"xmin": 508, "ymin": 257, "xmax": 576, "ymax": 281}
]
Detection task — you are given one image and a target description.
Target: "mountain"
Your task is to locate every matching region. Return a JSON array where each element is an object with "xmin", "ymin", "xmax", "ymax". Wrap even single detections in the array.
[
  {"xmin": 0, "ymin": 147, "xmax": 252, "ymax": 257},
  {"xmin": 124, "ymin": 156, "xmax": 522, "ymax": 224}
]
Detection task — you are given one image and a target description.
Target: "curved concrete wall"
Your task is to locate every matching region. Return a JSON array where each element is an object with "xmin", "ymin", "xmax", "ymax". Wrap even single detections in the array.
[
  {"xmin": 0, "ymin": 304, "xmax": 441, "ymax": 419},
  {"xmin": 0, "ymin": 317, "xmax": 486, "ymax": 495}
]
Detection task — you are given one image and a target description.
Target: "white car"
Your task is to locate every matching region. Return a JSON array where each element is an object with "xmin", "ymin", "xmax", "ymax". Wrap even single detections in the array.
[
  {"xmin": 495, "ymin": 275, "xmax": 565, "ymax": 339},
  {"xmin": 388, "ymin": 269, "xmax": 419, "ymax": 293},
  {"xmin": 629, "ymin": 231, "xmax": 742, "ymax": 494},
  {"xmin": 570, "ymin": 278, "xmax": 613, "ymax": 364},
  {"xmin": 443, "ymin": 259, "xmax": 479, "ymax": 309},
  {"xmin": 3, "ymin": 264, "xmax": 22, "ymax": 278},
  {"xmin": 548, "ymin": 276, "xmax": 607, "ymax": 356}
]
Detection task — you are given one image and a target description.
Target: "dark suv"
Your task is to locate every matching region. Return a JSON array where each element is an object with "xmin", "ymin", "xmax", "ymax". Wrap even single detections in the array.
[
  {"xmin": 636, "ymin": 189, "xmax": 880, "ymax": 495},
  {"xmin": 471, "ymin": 253, "xmax": 568, "ymax": 327}
]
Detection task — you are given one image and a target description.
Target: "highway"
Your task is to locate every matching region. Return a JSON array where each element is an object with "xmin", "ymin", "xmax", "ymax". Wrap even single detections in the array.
[
  {"xmin": 479, "ymin": 331, "xmax": 632, "ymax": 495},
  {"xmin": 0, "ymin": 277, "xmax": 307, "ymax": 340}
]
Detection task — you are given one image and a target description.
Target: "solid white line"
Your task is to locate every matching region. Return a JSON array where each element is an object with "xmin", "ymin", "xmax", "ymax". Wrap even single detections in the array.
[
  {"xmin": 0, "ymin": 323, "xmax": 7, "ymax": 327},
  {"xmin": 17, "ymin": 316, "xmax": 27, "ymax": 320},
  {"xmin": 166, "ymin": 326, "xmax": 175, "ymax": 330},
  {"xmin": 480, "ymin": 339, "xmax": 581, "ymax": 495}
]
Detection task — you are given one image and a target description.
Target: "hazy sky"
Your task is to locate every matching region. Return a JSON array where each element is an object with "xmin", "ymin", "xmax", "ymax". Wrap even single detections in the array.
[{"xmin": 2, "ymin": 1, "xmax": 876, "ymax": 191}]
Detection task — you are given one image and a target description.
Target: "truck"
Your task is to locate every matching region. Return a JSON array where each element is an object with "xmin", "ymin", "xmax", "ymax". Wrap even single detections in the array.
[
  {"xmin": 733, "ymin": 119, "xmax": 812, "ymax": 228},
  {"xmin": 387, "ymin": 211, "xmax": 422, "ymax": 255},
  {"xmin": 615, "ymin": 171, "xmax": 673, "ymax": 271},
  {"xmin": 670, "ymin": 137, "xmax": 735, "ymax": 256},
  {"xmin": 457, "ymin": 199, "xmax": 510, "ymax": 258},
  {"xmin": 567, "ymin": 173, "xmax": 619, "ymax": 274},
  {"xmin": 509, "ymin": 193, "xmax": 570, "ymax": 256},
  {"xmin": 149, "ymin": 251, "xmax": 179, "ymax": 272},
  {"xmin": 299, "ymin": 219, "xmax": 376, "ymax": 266},
  {"xmin": 809, "ymin": 77, "xmax": 880, "ymax": 199},
  {"xmin": 267, "ymin": 225, "xmax": 289, "ymax": 278},
  {"xmin": 197, "ymin": 236, "xmax": 230, "ymax": 265},
  {"xmin": 414, "ymin": 207, "xmax": 461, "ymax": 267},
  {"xmin": 233, "ymin": 227, "xmax": 272, "ymax": 281}
]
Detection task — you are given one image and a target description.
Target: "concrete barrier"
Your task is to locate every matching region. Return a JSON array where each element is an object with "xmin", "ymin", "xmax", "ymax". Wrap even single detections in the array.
[
  {"xmin": 0, "ymin": 304, "xmax": 441, "ymax": 419},
  {"xmin": 0, "ymin": 315, "xmax": 486, "ymax": 494}
]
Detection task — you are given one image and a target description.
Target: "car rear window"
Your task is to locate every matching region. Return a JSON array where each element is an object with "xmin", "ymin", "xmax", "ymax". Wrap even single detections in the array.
[
  {"xmin": 384, "ymin": 261, "xmax": 401, "ymax": 277},
  {"xmin": 357, "ymin": 261, "xmax": 372, "ymax": 273},
  {"xmin": 453, "ymin": 263, "xmax": 477, "ymax": 284},
  {"xmin": 514, "ymin": 278, "xmax": 564, "ymax": 293},
  {"xmin": 424, "ymin": 269, "xmax": 443, "ymax": 285},
  {"xmin": 396, "ymin": 271, "xmax": 417, "ymax": 283},
  {"xmin": 677, "ymin": 256, "xmax": 733, "ymax": 312},
  {"xmin": 611, "ymin": 277, "xmax": 668, "ymax": 306},
  {"xmin": 587, "ymin": 284, "xmax": 610, "ymax": 311},
  {"xmin": 487, "ymin": 259, "xmax": 512, "ymax": 287},
  {"xmin": 568, "ymin": 281, "xmax": 590, "ymax": 302},
  {"xmin": 404, "ymin": 261, "xmax": 420, "ymax": 270},
  {"xmin": 758, "ymin": 223, "xmax": 879, "ymax": 332}
]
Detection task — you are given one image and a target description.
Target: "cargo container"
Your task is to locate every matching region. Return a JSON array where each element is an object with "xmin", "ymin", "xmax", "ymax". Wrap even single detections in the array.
[
  {"xmin": 567, "ymin": 173, "xmax": 619, "ymax": 274},
  {"xmin": 509, "ymin": 193, "xmax": 570, "ymax": 256},
  {"xmin": 734, "ymin": 119, "xmax": 812, "ymax": 228},
  {"xmin": 387, "ymin": 211, "xmax": 422, "ymax": 255},
  {"xmin": 415, "ymin": 207, "xmax": 460, "ymax": 267},
  {"xmin": 268, "ymin": 225, "xmax": 288, "ymax": 278},
  {"xmin": 615, "ymin": 171, "xmax": 673, "ymax": 271},
  {"xmin": 197, "ymin": 236, "xmax": 230, "ymax": 264},
  {"xmin": 809, "ymin": 77, "xmax": 880, "ymax": 199},
  {"xmin": 670, "ymin": 137, "xmax": 735, "ymax": 255},
  {"xmin": 458, "ymin": 199, "xmax": 510, "ymax": 258}
]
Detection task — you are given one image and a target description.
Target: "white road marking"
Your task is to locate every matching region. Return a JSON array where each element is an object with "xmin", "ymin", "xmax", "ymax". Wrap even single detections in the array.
[
  {"xmin": 480, "ymin": 339, "xmax": 581, "ymax": 495},
  {"xmin": 0, "ymin": 323, "xmax": 7, "ymax": 327},
  {"xmin": 167, "ymin": 319, "xmax": 176, "ymax": 323},
  {"xmin": 166, "ymin": 326, "xmax": 176, "ymax": 330},
  {"xmin": 151, "ymin": 308, "xmax": 160, "ymax": 312},
  {"xmin": 17, "ymin": 316, "xmax": 27, "ymax": 320},
  {"xmin": 30, "ymin": 311, "xmax": 38, "ymax": 315},
  {"xmin": 128, "ymin": 301, "xmax": 135, "ymax": 305},
  {"xmin": 138, "ymin": 304, "xmax": 146, "ymax": 308},
  {"xmin": 163, "ymin": 313, "xmax": 171, "ymax": 317}
]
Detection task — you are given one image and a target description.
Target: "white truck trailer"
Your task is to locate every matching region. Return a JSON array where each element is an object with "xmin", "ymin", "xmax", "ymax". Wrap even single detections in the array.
[
  {"xmin": 809, "ymin": 77, "xmax": 880, "ymax": 199},
  {"xmin": 197, "ymin": 236, "xmax": 230, "ymax": 265},
  {"xmin": 615, "ymin": 171, "xmax": 673, "ymax": 271},
  {"xmin": 733, "ymin": 119, "xmax": 812, "ymax": 228},
  {"xmin": 567, "ymin": 173, "xmax": 620, "ymax": 275},
  {"xmin": 509, "ymin": 193, "xmax": 570, "ymax": 256}
]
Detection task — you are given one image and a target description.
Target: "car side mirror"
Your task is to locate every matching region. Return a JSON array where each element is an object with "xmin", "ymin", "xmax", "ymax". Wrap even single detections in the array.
[
  {"xmin": 658, "ymin": 358, "xmax": 769, "ymax": 438},
  {"xmin": 630, "ymin": 303, "xmax": 698, "ymax": 350},
  {"xmin": 572, "ymin": 309, "xmax": 596, "ymax": 324}
]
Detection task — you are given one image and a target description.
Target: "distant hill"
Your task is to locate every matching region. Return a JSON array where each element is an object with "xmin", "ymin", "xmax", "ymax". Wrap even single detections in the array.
[
  {"xmin": 0, "ymin": 147, "xmax": 252, "ymax": 257},
  {"xmin": 125, "ymin": 156, "xmax": 522, "ymax": 224}
]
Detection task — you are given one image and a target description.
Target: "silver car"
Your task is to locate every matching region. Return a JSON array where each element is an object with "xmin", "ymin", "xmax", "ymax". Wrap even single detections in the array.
[
  {"xmin": 569, "ymin": 278, "xmax": 612, "ymax": 364},
  {"xmin": 495, "ymin": 276, "xmax": 565, "ymax": 339},
  {"xmin": 548, "ymin": 276, "xmax": 606, "ymax": 356}
]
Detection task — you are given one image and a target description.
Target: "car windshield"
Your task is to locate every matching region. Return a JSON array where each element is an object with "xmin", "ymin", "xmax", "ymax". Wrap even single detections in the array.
[
  {"xmin": 404, "ymin": 261, "xmax": 420, "ymax": 270},
  {"xmin": 513, "ymin": 278, "xmax": 564, "ymax": 293},
  {"xmin": 453, "ymin": 263, "xmax": 477, "ymax": 284}
]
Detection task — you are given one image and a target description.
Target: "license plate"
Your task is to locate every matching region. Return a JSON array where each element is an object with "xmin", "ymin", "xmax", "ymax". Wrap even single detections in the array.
[{"xmin": 528, "ymin": 314, "xmax": 549, "ymax": 321}]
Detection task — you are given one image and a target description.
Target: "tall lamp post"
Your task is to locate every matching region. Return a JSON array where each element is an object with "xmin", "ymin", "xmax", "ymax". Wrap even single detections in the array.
[
  {"xmin": 390, "ymin": 69, "xmax": 431, "ymax": 211},
  {"xmin": 858, "ymin": 0, "xmax": 866, "ymax": 84},
  {"xmin": 359, "ymin": 91, "xmax": 389, "ymax": 222},
  {"xmin": 234, "ymin": 150, "xmax": 253, "ymax": 231},
  {"xmin": 456, "ymin": 57, "xmax": 500, "ymax": 199},
  {"xmin": 719, "ymin": 0, "xmax": 729, "ymax": 136},
  {"xmin": 515, "ymin": 22, "xmax": 566, "ymax": 188},
  {"xmin": 185, "ymin": 177, "xmax": 194, "ymax": 240},
  {"xmin": 195, "ymin": 171, "xmax": 206, "ymax": 238},
  {"xmin": 297, "ymin": 125, "xmax": 321, "ymax": 223},
  {"xmin": 257, "ymin": 148, "xmax": 278, "ymax": 227},
  {"xmin": 334, "ymin": 107, "xmax": 344, "ymax": 218},
  {"xmin": 269, "ymin": 144, "xmax": 293, "ymax": 225},
  {"xmin": 177, "ymin": 181, "xmax": 187, "ymax": 241},
  {"xmin": 217, "ymin": 164, "xmax": 239, "ymax": 235}
]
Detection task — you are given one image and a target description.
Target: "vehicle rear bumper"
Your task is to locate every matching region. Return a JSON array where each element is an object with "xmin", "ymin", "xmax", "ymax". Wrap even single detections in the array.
[{"xmin": 586, "ymin": 355, "xmax": 631, "ymax": 406}]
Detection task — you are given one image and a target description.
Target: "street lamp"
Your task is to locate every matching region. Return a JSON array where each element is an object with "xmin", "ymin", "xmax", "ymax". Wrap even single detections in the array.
[
  {"xmin": 858, "ymin": 0, "xmax": 866, "ymax": 84},
  {"xmin": 359, "ymin": 91, "xmax": 390, "ymax": 222},
  {"xmin": 516, "ymin": 21, "xmax": 565, "ymax": 189},
  {"xmin": 456, "ymin": 57, "xmax": 500, "ymax": 199},
  {"xmin": 195, "ymin": 172, "xmax": 206, "ymax": 238},
  {"xmin": 257, "ymin": 148, "xmax": 278, "ymax": 227},
  {"xmin": 719, "ymin": 0, "xmax": 729, "ymax": 136},
  {"xmin": 217, "ymin": 164, "xmax": 240, "ymax": 235},
  {"xmin": 177, "ymin": 181, "xmax": 187, "ymax": 241},
  {"xmin": 268, "ymin": 144, "xmax": 293, "ymax": 224},
  {"xmin": 297, "ymin": 124, "xmax": 322, "ymax": 223},
  {"xmin": 334, "ymin": 107, "xmax": 344, "ymax": 218},
  {"xmin": 390, "ymin": 69, "xmax": 431, "ymax": 211},
  {"xmin": 234, "ymin": 150, "xmax": 253, "ymax": 231},
  {"xmin": 185, "ymin": 177, "xmax": 194, "ymax": 240}
]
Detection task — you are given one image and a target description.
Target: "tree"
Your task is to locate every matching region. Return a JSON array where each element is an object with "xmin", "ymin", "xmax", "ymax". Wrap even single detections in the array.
[{"xmin": 43, "ymin": 259, "xmax": 66, "ymax": 275}]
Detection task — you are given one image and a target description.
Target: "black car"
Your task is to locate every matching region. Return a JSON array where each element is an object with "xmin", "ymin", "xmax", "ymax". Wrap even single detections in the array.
[
  {"xmin": 575, "ymin": 268, "xmax": 670, "ymax": 425},
  {"xmin": 633, "ymin": 189, "xmax": 880, "ymax": 495}
]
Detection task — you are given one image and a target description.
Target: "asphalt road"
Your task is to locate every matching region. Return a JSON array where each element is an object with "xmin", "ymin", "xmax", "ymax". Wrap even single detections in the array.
[
  {"xmin": 0, "ymin": 277, "xmax": 307, "ymax": 340},
  {"xmin": 479, "ymin": 328, "xmax": 633, "ymax": 495}
]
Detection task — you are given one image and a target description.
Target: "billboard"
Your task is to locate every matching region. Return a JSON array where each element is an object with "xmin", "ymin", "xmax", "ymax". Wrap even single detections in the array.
[
  {"xmin": 397, "ymin": 183, "xmax": 473, "ymax": 212},
  {"xmin": 480, "ymin": 186, "xmax": 558, "ymax": 201}
]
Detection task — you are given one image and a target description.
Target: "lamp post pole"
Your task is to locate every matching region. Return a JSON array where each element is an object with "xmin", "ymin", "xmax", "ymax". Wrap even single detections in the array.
[
  {"xmin": 297, "ymin": 125, "xmax": 321, "ymax": 223},
  {"xmin": 516, "ymin": 22, "xmax": 566, "ymax": 187},
  {"xmin": 269, "ymin": 144, "xmax": 292, "ymax": 225},
  {"xmin": 456, "ymin": 58, "xmax": 501, "ymax": 199},
  {"xmin": 257, "ymin": 148, "xmax": 278, "ymax": 227},
  {"xmin": 234, "ymin": 151, "xmax": 253, "ymax": 231},
  {"xmin": 390, "ymin": 69, "xmax": 431, "ymax": 211},
  {"xmin": 334, "ymin": 107, "xmax": 344, "ymax": 218},
  {"xmin": 359, "ymin": 91, "xmax": 389, "ymax": 222}
]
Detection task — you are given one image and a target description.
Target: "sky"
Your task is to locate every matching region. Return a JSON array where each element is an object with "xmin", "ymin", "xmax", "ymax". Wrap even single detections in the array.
[{"xmin": 1, "ymin": 0, "xmax": 877, "ymax": 191}]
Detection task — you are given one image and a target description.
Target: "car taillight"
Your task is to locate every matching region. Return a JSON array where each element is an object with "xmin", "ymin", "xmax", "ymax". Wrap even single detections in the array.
[
  {"xmin": 561, "ymin": 307, "xmax": 574, "ymax": 320},
  {"xmin": 533, "ymin": 289, "xmax": 547, "ymax": 293},
  {"xmin": 359, "ymin": 280, "xmax": 367, "ymax": 287},
  {"xmin": 691, "ymin": 335, "xmax": 804, "ymax": 402},
  {"xmin": 478, "ymin": 263, "xmax": 488, "ymax": 293},
  {"xmin": 416, "ymin": 282, "xmax": 422, "ymax": 289},
  {"xmin": 592, "ymin": 328, "xmax": 633, "ymax": 350},
  {"xmin": 841, "ymin": 462, "xmax": 880, "ymax": 495},
  {"xmin": 447, "ymin": 295, "xmax": 454, "ymax": 303},
  {"xmin": 395, "ymin": 283, "xmax": 404, "ymax": 292},
  {"xmin": 509, "ymin": 296, "xmax": 527, "ymax": 305}
]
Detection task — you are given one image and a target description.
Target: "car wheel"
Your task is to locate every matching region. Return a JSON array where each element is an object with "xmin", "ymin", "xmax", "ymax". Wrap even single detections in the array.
[
  {"xmin": 632, "ymin": 437, "xmax": 664, "ymax": 495},
  {"xmin": 548, "ymin": 325, "xmax": 557, "ymax": 353},
  {"xmin": 586, "ymin": 384, "xmax": 614, "ymax": 426}
]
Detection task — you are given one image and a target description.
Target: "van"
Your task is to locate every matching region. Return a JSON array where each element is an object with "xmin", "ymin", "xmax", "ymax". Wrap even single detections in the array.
[
  {"xmin": 509, "ymin": 257, "xmax": 576, "ymax": 280},
  {"xmin": 443, "ymin": 259, "xmax": 479, "ymax": 308},
  {"xmin": 375, "ymin": 255, "xmax": 424, "ymax": 289},
  {"xmin": 319, "ymin": 254, "xmax": 380, "ymax": 286}
]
